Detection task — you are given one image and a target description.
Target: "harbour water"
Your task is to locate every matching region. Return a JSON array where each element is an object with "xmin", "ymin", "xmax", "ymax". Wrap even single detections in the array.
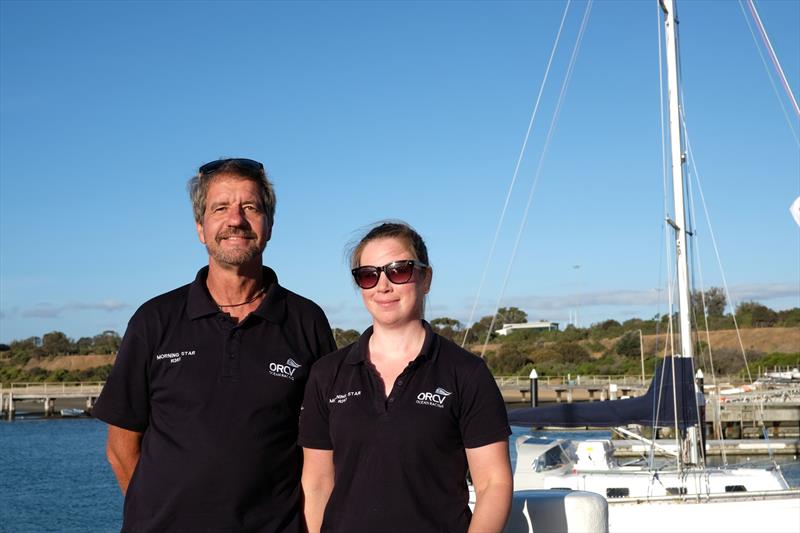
[
  {"xmin": 0, "ymin": 418, "xmax": 797, "ymax": 533},
  {"xmin": 0, "ymin": 418, "xmax": 122, "ymax": 533}
]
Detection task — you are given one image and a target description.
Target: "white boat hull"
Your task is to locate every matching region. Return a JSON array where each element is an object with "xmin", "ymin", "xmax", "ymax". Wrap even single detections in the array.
[
  {"xmin": 607, "ymin": 492, "xmax": 800, "ymax": 533},
  {"xmin": 511, "ymin": 437, "xmax": 800, "ymax": 532}
]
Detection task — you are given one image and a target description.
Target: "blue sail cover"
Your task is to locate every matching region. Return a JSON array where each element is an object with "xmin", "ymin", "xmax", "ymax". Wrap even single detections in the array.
[{"xmin": 508, "ymin": 356, "xmax": 698, "ymax": 430}]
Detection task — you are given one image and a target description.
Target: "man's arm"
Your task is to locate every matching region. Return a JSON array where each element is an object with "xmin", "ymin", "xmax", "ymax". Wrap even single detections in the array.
[
  {"xmin": 466, "ymin": 440, "xmax": 513, "ymax": 533},
  {"xmin": 106, "ymin": 424, "xmax": 143, "ymax": 495},
  {"xmin": 301, "ymin": 448, "xmax": 335, "ymax": 533}
]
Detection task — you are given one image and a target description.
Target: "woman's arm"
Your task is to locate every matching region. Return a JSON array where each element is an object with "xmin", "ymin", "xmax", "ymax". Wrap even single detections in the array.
[
  {"xmin": 466, "ymin": 440, "xmax": 513, "ymax": 533},
  {"xmin": 301, "ymin": 448, "xmax": 335, "ymax": 533}
]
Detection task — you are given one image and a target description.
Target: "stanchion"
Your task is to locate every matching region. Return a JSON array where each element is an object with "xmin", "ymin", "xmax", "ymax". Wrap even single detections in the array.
[{"xmin": 529, "ymin": 369, "xmax": 539, "ymax": 408}]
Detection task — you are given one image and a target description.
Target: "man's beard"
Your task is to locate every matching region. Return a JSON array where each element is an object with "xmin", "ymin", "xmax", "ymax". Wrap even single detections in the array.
[{"xmin": 206, "ymin": 228, "xmax": 264, "ymax": 267}]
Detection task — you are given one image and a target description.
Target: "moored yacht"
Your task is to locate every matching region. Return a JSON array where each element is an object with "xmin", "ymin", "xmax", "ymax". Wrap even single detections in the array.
[{"xmin": 502, "ymin": 1, "xmax": 800, "ymax": 529}]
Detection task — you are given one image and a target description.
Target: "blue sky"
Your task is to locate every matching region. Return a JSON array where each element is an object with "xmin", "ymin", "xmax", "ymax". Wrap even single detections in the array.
[{"xmin": 1, "ymin": 0, "xmax": 798, "ymax": 343}]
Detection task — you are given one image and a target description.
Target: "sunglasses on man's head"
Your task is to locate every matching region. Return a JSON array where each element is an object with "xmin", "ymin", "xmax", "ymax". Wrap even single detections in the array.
[
  {"xmin": 351, "ymin": 260, "xmax": 428, "ymax": 290},
  {"xmin": 199, "ymin": 158, "xmax": 264, "ymax": 175}
]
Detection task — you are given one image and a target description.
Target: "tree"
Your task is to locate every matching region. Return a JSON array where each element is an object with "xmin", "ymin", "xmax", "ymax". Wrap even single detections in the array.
[
  {"xmin": 42, "ymin": 331, "xmax": 72, "ymax": 356},
  {"xmin": 553, "ymin": 341, "xmax": 591, "ymax": 363},
  {"xmin": 751, "ymin": 305, "xmax": 778, "ymax": 328},
  {"xmin": 92, "ymin": 330, "xmax": 121, "ymax": 354},
  {"xmin": 430, "ymin": 317, "xmax": 463, "ymax": 343},
  {"xmin": 558, "ymin": 324, "xmax": 586, "ymax": 342},
  {"xmin": 777, "ymin": 308, "xmax": 800, "ymax": 327},
  {"xmin": 691, "ymin": 287, "xmax": 727, "ymax": 318},
  {"xmin": 332, "ymin": 328, "xmax": 360, "ymax": 348},
  {"xmin": 594, "ymin": 319, "xmax": 621, "ymax": 330},
  {"xmin": 496, "ymin": 307, "xmax": 528, "ymax": 325},
  {"xmin": 614, "ymin": 332, "xmax": 642, "ymax": 358},
  {"xmin": 464, "ymin": 315, "xmax": 497, "ymax": 345},
  {"xmin": 76, "ymin": 337, "xmax": 94, "ymax": 355},
  {"xmin": 736, "ymin": 301, "xmax": 778, "ymax": 328},
  {"xmin": 589, "ymin": 319, "xmax": 623, "ymax": 339},
  {"xmin": 8, "ymin": 336, "xmax": 43, "ymax": 362},
  {"xmin": 464, "ymin": 308, "xmax": 529, "ymax": 345},
  {"xmin": 486, "ymin": 343, "xmax": 533, "ymax": 374},
  {"xmin": 430, "ymin": 317, "xmax": 462, "ymax": 330}
]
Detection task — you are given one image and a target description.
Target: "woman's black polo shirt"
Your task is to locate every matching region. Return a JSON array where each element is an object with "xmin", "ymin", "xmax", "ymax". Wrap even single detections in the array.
[
  {"xmin": 298, "ymin": 321, "xmax": 511, "ymax": 533},
  {"xmin": 93, "ymin": 266, "xmax": 336, "ymax": 533}
]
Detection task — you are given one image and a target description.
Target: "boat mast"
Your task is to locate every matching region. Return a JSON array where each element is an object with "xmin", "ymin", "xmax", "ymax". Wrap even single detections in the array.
[
  {"xmin": 661, "ymin": 0, "xmax": 703, "ymax": 467},
  {"xmin": 660, "ymin": 0, "xmax": 693, "ymax": 360}
]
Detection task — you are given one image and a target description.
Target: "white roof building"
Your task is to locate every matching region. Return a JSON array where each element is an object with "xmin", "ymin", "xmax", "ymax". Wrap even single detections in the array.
[{"xmin": 495, "ymin": 321, "xmax": 559, "ymax": 336}]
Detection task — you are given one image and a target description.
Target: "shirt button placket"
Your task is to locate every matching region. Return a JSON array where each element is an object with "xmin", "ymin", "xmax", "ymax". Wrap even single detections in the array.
[
  {"xmin": 223, "ymin": 327, "xmax": 242, "ymax": 380},
  {"xmin": 387, "ymin": 375, "xmax": 407, "ymax": 410},
  {"xmin": 230, "ymin": 330, "xmax": 242, "ymax": 358}
]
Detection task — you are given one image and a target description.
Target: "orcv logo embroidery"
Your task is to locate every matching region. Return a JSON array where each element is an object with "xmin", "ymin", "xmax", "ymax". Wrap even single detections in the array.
[
  {"xmin": 269, "ymin": 358, "xmax": 301, "ymax": 380},
  {"xmin": 416, "ymin": 387, "xmax": 453, "ymax": 408}
]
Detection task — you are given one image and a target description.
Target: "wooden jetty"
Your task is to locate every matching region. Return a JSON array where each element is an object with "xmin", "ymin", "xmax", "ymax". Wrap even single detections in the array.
[
  {"xmin": 497, "ymin": 376, "xmax": 800, "ymax": 439},
  {"xmin": 496, "ymin": 375, "xmax": 648, "ymax": 404},
  {"xmin": 2, "ymin": 377, "xmax": 797, "ymax": 440},
  {"xmin": 707, "ymin": 398, "xmax": 800, "ymax": 440},
  {"xmin": 0, "ymin": 382, "xmax": 103, "ymax": 418}
]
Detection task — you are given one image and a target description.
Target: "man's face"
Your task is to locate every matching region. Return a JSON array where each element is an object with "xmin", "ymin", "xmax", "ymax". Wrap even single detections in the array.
[{"xmin": 196, "ymin": 173, "xmax": 271, "ymax": 268}]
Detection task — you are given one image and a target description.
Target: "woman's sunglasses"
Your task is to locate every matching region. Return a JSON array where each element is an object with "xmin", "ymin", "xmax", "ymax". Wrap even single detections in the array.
[{"xmin": 351, "ymin": 260, "xmax": 428, "ymax": 290}]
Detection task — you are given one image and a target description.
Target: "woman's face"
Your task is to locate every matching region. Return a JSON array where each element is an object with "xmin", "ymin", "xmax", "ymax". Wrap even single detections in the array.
[{"xmin": 357, "ymin": 237, "xmax": 431, "ymax": 328}]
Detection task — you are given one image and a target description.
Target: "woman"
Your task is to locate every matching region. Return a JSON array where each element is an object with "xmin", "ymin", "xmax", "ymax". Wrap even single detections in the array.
[{"xmin": 299, "ymin": 221, "xmax": 512, "ymax": 533}]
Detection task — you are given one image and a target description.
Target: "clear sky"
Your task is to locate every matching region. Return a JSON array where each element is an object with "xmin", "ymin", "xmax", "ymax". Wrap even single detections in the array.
[{"xmin": 1, "ymin": 0, "xmax": 798, "ymax": 344}]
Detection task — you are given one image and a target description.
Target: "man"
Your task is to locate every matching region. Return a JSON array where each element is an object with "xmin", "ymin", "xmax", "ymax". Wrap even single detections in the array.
[{"xmin": 93, "ymin": 158, "xmax": 336, "ymax": 532}]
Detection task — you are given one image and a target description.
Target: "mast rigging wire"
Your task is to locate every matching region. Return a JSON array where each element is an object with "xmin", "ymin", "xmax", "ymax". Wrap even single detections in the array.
[
  {"xmin": 680, "ymin": 112, "xmax": 754, "ymax": 384},
  {"xmin": 738, "ymin": 0, "xmax": 800, "ymax": 146},
  {"xmin": 461, "ymin": 0, "xmax": 574, "ymax": 347},
  {"xmin": 743, "ymin": 0, "xmax": 800, "ymax": 119},
  {"xmin": 480, "ymin": 0, "xmax": 594, "ymax": 357}
]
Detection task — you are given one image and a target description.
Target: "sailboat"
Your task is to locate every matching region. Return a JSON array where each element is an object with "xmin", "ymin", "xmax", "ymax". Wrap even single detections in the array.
[{"xmin": 503, "ymin": 1, "xmax": 800, "ymax": 531}]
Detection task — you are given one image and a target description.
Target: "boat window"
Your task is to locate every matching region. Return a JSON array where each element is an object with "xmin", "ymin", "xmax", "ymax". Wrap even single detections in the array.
[
  {"xmin": 534, "ymin": 446, "xmax": 571, "ymax": 472},
  {"xmin": 606, "ymin": 488, "xmax": 629, "ymax": 498},
  {"xmin": 725, "ymin": 485, "xmax": 747, "ymax": 492},
  {"xmin": 666, "ymin": 487, "xmax": 687, "ymax": 495}
]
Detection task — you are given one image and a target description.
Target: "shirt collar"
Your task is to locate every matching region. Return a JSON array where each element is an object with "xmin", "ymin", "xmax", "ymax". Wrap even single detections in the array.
[
  {"xmin": 345, "ymin": 320, "xmax": 439, "ymax": 365},
  {"xmin": 186, "ymin": 265, "xmax": 287, "ymax": 323}
]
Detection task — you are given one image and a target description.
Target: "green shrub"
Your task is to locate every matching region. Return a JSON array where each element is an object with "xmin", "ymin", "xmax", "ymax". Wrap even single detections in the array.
[{"xmin": 554, "ymin": 342, "xmax": 591, "ymax": 363}]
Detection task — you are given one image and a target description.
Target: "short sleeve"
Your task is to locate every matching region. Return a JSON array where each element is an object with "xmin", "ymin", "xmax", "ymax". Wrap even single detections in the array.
[
  {"xmin": 314, "ymin": 312, "xmax": 337, "ymax": 359},
  {"xmin": 459, "ymin": 360, "xmax": 511, "ymax": 449},
  {"xmin": 298, "ymin": 363, "xmax": 333, "ymax": 450},
  {"xmin": 92, "ymin": 317, "xmax": 151, "ymax": 432}
]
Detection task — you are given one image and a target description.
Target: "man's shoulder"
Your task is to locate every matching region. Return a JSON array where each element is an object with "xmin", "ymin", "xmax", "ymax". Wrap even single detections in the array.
[
  {"xmin": 280, "ymin": 286, "xmax": 330, "ymax": 323},
  {"xmin": 268, "ymin": 281, "xmax": 335, "ymax": 352},
  {"xmin": 282, "ymin": 286, "xmax": 323, "ymax": 311},
  {"xmin": 127, "ymin": 283, "xmax": 194, "ymax": 329},
  {"xmin": 310, "ymin": 343, "xmax": 353, "ymax": 372},
  {"xmin": 136, "ymin": 283, "xmax": 192, "ymax": 314}
]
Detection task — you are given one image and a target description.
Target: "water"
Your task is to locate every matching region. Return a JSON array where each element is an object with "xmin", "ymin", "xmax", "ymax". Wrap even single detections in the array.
[
  {"xmin": 0, "ymin": 418, "xmax": 122, "ymax": 533},
  {"xmin": 0, "ymin": 421, "xmax": 796, "ymax": 533}
]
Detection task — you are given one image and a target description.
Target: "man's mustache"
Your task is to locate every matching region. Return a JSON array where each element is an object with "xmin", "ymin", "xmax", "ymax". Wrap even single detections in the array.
[{"xmin": 216, "ymin": 229, "xmax": 257, "ymax": 242}]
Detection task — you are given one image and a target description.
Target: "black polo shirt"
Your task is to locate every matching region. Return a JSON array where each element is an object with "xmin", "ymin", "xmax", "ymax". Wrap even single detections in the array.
[
  {"xmin": 93, "ymin": 266, "xmax": 336, "ymax": 533},
  {"xmin": 298, "ymin": 321, "xmax": 510, "ymax": 533}
]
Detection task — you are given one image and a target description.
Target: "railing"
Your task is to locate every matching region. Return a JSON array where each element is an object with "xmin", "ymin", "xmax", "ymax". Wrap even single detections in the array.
[
  {"xmin": 494, "ymin": 375, "xmax": 652, "ymax": 388},
  {"xmin": 0, "ymin": 382, "xmax": 105, "ymax": 395}
]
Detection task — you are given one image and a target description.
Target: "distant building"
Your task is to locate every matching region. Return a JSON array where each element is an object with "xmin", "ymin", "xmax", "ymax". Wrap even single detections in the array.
[{"xmin": 495, "ymin": 321, "xmax": 559, "ymax": 336}]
